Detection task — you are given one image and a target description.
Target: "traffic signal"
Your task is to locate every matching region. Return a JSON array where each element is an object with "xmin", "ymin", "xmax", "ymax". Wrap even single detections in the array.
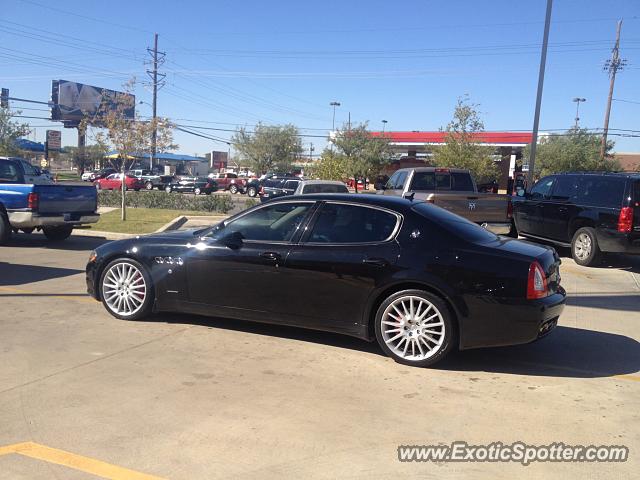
[{"xmin": 0, "ymin": 88, "xmax": 8, "ymax": 108}]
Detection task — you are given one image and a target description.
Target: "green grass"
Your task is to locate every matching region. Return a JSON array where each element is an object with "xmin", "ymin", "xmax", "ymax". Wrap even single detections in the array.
[
  {"xmin": 53, "ymin": 171, "xmax": 81, "ymax": 181},
  {"xmin": 82, "ymin": 208, "xmax": 220, "ymax": 234}
]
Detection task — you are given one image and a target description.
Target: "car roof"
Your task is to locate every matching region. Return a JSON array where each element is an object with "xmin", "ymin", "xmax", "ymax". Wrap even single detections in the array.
[
  {"xmin": 283, "ymin": 193, "xmax": 417, "ymax": 211},
  {"xmin": 298, "ymin": 180, "xmax": 346, "ymax": 186},
  {"xmin": 554, "ymin": 171, "xmax": 640, "ymax": 179},
  {"xmin": 394, "ymin": 166, "xmax": 469, "ymax": 173}
]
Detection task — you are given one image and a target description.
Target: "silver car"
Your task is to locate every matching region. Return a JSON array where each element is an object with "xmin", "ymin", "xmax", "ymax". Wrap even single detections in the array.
[{"xmin": 293, "ymin": 180, "xmax": 349, "ymax": 195}]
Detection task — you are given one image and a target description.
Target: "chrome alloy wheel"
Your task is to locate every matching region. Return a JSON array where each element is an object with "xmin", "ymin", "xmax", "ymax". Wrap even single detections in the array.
[
  {"xmin": 574, "ymin": 233, "xmax": 592, "ymax": 260},
  {"xmin": 101, "ymin": 262, "xmax": 147, "ymax": 316},
  {"xmin": 380, "ymin": 295, "xmax": 445, "ymax": 361}
]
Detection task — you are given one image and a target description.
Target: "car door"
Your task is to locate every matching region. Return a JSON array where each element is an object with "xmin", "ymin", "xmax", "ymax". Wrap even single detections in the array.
[
  {"xmin": 104, "ymin": 174, "xmax": 119, "ymax": 189},
  {"xmin": 283, "ymin": 201, "xmax": 401, "ymax": 334},
  {"xmin": 185, "ymin": 201, "xmax": 317, "ymax": 321},
  {"xmin": 516, "ymin": 176, "xmax": 554, "ymax": 236},
  {"xmin": 545, "ymin": 175, "xmax": 578, "ymax": 241}
]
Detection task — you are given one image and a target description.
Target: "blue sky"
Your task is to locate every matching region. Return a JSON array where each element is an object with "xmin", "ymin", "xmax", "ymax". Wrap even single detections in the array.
[{"xmin": 2, "ymin": 0, "xmax": 639, "ymax": 155}]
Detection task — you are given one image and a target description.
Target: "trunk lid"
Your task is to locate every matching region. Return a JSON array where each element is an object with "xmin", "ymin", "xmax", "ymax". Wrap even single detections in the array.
[{"xmin": 33, "ymin": 183, "xmax": 97, "ymax": 214}]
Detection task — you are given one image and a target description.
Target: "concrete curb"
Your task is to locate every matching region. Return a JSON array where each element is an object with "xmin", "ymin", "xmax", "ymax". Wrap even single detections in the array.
[
  {"xmin": 155, "ymin": 215, "xmax": 188, "ymax": 233},
  {"xmin": 71, "ymin": 229, "xmax": 138, "ymax": 241}
]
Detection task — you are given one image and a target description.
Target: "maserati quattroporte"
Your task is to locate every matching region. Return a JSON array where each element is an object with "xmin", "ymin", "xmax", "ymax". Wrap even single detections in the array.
[{"xmin": 87, "ymin": 194, "xmax": 566, "ymax": 367}]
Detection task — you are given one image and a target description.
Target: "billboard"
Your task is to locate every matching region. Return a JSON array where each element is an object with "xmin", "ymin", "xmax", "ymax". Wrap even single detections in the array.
[
  {"xmin": 46, "ymin": 130, "xmax": 62, "ymax": 150},
  {"xmin": 51, "ymin": 80, "xmax": 135, "ymax": 127}
]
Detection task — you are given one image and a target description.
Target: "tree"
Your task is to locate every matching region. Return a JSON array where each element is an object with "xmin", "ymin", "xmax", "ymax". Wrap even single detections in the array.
[
  {"xmin": 232, "ymin": 123, "xmax": 302, "ymax": 174},
  {"xmin": 92, "ymin": 80, "xmax": 177, "ymax": 220},
  {"xmin": 0, "ymin": 107, "xmax": 31, "ymax": 156},
  {"xmin": 331, "ymin": 122, "xmax": 391, "ymax": 193},
  {"xmin": 433, "ymin": 96, "xmax": 498, "ymax": 182},
  {"xmin": 308, "ymin": 149, "xmax": 347, "ymax": 181},
  {"xmin": 62, "ymin": 144, "xmax": 110, "ymax": 173},
  {"xmin": 524, "ymin": 128, "xmax": 619, "ymax": 177}
]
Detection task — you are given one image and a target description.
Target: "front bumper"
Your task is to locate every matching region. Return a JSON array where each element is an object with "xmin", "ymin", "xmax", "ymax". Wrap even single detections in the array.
[
  {"xmin": 8, "ymin": 211, "xmax": 100, "ymax": 229},
  {"xmin": 459, "ymin": 288, "xmax": 566, "ymax": 350}
]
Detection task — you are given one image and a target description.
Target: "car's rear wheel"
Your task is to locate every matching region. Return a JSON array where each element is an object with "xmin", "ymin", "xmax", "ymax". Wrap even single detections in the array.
[
  {"xmin": 247, "ymin": 186, "xmax": 257, "ymax": 197},
  {"xmin": 229, "ymin": 184, "xmax": 238, "ymax": 194},
  {"xmin": 375, "ymin": 289, "xmax": 454, "ymax": 367},
  {"xmin": 99, "ymin": 258, "xmax": 153, "ymax": 320},
  {"xmin": 194, "ymin": 187, "xmax": 201, "ymax": 195},
  {"xmin": 0, "ymin": 211, "xmax": 11, "ymax": 245},
  {"xmin": 145, "ymin": 181, "xmax": 154, "ymax": 190},
  {"xmin": 165, "ymin": 186, "xmax": 172, "ymax": 193},
  {"xmin": 571, "ymin": 227, "xmax": 601, "ymax": 267},
  {"xmin": 43, "ymin": 225, "xmax": 73, "ymax": 242}
]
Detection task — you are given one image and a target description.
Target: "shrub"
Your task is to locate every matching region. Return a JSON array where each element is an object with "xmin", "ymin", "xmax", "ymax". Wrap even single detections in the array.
[{"xmin": 98, "ymin": 190, "xmax": 234, "ymax": 213}]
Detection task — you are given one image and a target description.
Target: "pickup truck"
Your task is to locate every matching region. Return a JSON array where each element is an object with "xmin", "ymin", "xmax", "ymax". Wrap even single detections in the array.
[
  {"xmin": 0, "ymin": 157, "xmax": 99, "ymax": 244},
  {"xmin": 127, "ymin": 169, "xmax": 174, "ymax": 190},
  {"xmin": 379, "ymin": 167, "xmax": 514, "ymax": 235},
  {"xmin": 208, "ymin": 172, "xmax": 247, "ymax": 194}
]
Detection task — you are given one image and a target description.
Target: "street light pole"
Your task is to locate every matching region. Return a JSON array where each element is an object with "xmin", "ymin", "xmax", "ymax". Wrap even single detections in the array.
[
  {"xmin": 330, "ymin": 101, "xmax": 341, "ymax": 131},
  {"xmin": 382, "ymin": 119, "xmax": 388, "ymax": 133},
  {"xmin": 572, "ymin": 97, "xmax": 586, "ymax": 128}
]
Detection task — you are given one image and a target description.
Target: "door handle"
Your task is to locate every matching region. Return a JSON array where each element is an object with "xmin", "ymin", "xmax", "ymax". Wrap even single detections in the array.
[
  {"xmin": 362, "ymin": 257, "xmax": 388, "ymax": 267},
  {"xmin": 260, "ymin": 251, "xmax": 281, "ymax": 262},
  {"xmin": 558, "ymin": 207, "xmax": 567, "ymax": 213}
]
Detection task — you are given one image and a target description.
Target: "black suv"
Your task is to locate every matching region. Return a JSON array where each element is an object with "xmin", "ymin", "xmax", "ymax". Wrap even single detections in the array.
[
  {"xmin": 512, "ymin": 172, "xmax": 640, "ymax": 266},
  {"xmin": 259, "ymin": 177, "xmax": 303, "ymax": 202}
]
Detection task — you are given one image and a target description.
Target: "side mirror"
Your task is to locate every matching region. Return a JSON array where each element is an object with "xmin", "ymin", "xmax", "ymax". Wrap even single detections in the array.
[{"xmin": 220, "ymin": 230, "xmax": 243, "ymax": 249}]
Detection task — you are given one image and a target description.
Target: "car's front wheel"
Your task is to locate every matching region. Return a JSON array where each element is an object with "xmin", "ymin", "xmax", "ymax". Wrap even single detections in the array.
[
  {"xmin": 194, "ymin": 187, "xmax": 201, "ymax": 195},
  {"xmin": 165, "ymin": 186, "xmax": 172, "ymax": 193},
  {"xmin": 375, "ymin": 289, "xmax": 455, "ymax": 367},
  {"xmin": 99, "ymin": 258, "xmax": 153, "ymax": 320},
  {"xmin": 571, "ymin": 227, "xmax": 601, "ymax": 267},
  {"xmin": 229, "ymin": 184, "xmax": 238, "ymax": 194},
  {"xmin": 145, "ymin": 181, "xmax": 154, "ymax": 190},
  {"xmin": 247, "ymin": 186, "xmax": 257, "ymax": 197}
]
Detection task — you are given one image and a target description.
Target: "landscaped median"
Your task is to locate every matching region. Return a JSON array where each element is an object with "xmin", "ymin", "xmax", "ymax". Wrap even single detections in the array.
[
  {"xmin": 97, "ymin": 190, "xmax": 236, "ymax": 213},
  {"xmin": 79, "ymin": 208, "xmax": 221, "ymax": 234}
]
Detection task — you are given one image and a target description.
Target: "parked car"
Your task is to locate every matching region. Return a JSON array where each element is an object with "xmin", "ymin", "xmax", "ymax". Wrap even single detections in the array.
[
  {"xmin": 87, "ymin": 194, "xmax": 565, "ymax": 367},
  {"xmin": 512, "ymin": 172, "xmax": 640, "ymax": 266},
  {"xmin": 208, "ymin": 172, "xmax": 246, "ymax": 194},
  {"xmin": 293, "ymin": 180, "xmax": 350, "ymax": 195},
  {"xmin": 164, "ymin": 176, "xmax": 217, "ymax": 195},
  {"xmin": 259, "ymin": 177, "xmax": 303, "ymax": 202},
  {"xmin": 94, "ymin": 173, "xmax": 144, "ymax": 191},
  {"xmin": 81, "ymin": 171, "xmax": 95, "ymax": 181},
  {"xmin": 89, "ymin": 168, "xmax": 117, "ymax": 182},
  {"xmin": 379, "ymin": 167, "xmax": 514, "ymax": 235},
  {"xmin": 0, "ymin": 157, "xmax": 99, "ymax": 243},
  {"xmin": 245, "ymin": 172, "xmax": 298, "ymax": 198},
  {"xmin": 127, "ymin": 169, "xmax": 174, "ymax": 190}
]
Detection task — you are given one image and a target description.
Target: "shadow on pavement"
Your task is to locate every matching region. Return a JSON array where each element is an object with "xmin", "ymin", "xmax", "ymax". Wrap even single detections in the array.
[
  {"xmin": 438, "ymin": 326, "xmax": 640, "ymax": 378},
  {"xmin": 566, "ymin": 293, "xmax": 640, "ymax": 312},
  {"xmin": 0, "ymin": 262, "xmax": 83, "ymax": 286},
  {"xmin": 6, "ymin": 232, "xmax": 109, "ymax": 251},
  {"xmin": 150, "ymin": 314, "xmax": 639, "ymax": 379}
]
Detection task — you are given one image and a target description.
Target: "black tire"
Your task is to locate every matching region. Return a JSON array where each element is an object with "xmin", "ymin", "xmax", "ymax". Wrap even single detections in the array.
[
  {"xmin": 229, "ymin": 184, "xmax": 238, "ymax": 194},
  {"xmin": 0, "ymin": 211, "xmax": 11, "ymax": 245},
  {"xmin": 374, "ymin": 289, "xmax": 455, "ymax": 367},
  {"xmin": 194, "ymin": 187, "xmax": 201, "ymax": 195},
  {"xmin": 247, "ymin": 186, "xmax": 257, "ymax": 198},
  {"xmin": 43, "ymin": 225, "xmax": 73, "ymax": 242},
  {"xmin": 165, "ymin": 186, "xmax": 172, "ymax": 193},
  {"xmin": 145, "ymin": 181, "xmax": 154, "ymax": 190},
  {"xmin": 571, "ymin": 227, "xmax": 601, "ymax": 267},
  {"xmin": 98, "ymin": 257, "xmax": 154, "ymax": 321}
]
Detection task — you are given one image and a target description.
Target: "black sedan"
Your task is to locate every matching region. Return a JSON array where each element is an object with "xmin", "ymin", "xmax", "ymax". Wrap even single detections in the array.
[
  {"xmin": 86, "ymin": 194, "xmax": 566, "ymax": 367},
  {"xmin": 164, "ymin": 176, "xmax": 217, "ymax": 195}
]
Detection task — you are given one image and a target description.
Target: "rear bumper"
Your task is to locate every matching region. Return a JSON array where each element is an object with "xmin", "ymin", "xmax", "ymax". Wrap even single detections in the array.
[
  {"xmin": 596, "ymin": 229, "xmax": 640, "ymax": 254},
  {"xmin": 459, "ymin": 288, "xmax": 566, "ymax": 350},
  {"xmin": 8, "ymin": 211, "xmax": 100, "ymax": 229}
]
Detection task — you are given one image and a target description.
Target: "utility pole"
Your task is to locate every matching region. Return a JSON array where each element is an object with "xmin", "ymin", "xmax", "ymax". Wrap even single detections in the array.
[
  {"xmin": 330, "ymin": 101, "xmax": 340, "ymax": 131},
  {"xmin": 601, "ymin": 20, "xmax": 625, "ymax": 160},
  {"xmin": 527, "ymin": 0, "xmax": 553, "ymax": 186},
  {"xmin": 572, "ymin": 97, "xmax": 586, "ymax": 128},
  {"xmin": 309, "ymin": 142, "xmax": 314, "ymax": 161},
  {"xmin": 146, "ymin": 33, "xmax": 166, "ymax": 170}
]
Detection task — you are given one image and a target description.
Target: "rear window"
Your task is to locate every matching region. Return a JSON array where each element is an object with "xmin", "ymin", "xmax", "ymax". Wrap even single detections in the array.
[
  {"xmin": 451, "ymin": 172, "xmax": 474, "ymax": 191},
  {"xmin": 412, "ymin": 202, "xmax": 498, "ymax": 244},
  {"xmin": 303, "ymin": 184, "xmax": 348, "ymax": 194},
  {"xmin": 0, "ymin": 161, "xmax": 21, "ymax": 183},
  {"xmin": 576, "ymin": 176, "xmax": 626, "ymax": 208},
  {"xmin": 411, "ymin": 172, "xmax": 435, "ymax": 191}
]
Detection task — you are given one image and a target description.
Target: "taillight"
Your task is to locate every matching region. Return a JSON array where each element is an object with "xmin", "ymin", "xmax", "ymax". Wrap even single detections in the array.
[
  {"xmin": 527, "ymin": 261, "xmax": 548, "ymax": 300},
  {"xmin": 27, "ymin": 192, "xmax": 39, "ymax": 210},
  {"xmin": 259, "ymin": 186, "xmax": 265, "ymax": 195},
  {"xmin": 507, "ymin": 199, "xmax": 513, "ymax": 219},
  {"xmin": 617, "ymin": 207, "xmax": 633, "ymax": 233}
]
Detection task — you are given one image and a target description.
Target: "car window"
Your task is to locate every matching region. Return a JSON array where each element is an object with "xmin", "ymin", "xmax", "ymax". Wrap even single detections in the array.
[
  {"xmin": 411, "ymin": 172, "xmax": 435, "ymax": 191},
  {"xmin": 0, "ymin": 161, "xmax": 21, "ymax": 183},
  {"xmin": 394, "ymin": 171, "xmax": 408, "ymax": 190},
  {"xmin": 551, "ymin": 175, "xmax": 577, "ymax": 201},
  {"xmin": 576, "ymin": 176, "xmax": 626, "ymax": 208},
  {"xmin": 215, "ymin": 202, "xmax": 313, "ymax": 242},
  {"xmin": 19, "ymin": 160, "xmax": 38, "ymax": 176},
  {"xmin": 385, "ymin": 172, "xmax": 399, "ymax": 190},
  {"xmin": 435, "ymin": 173, "xmax": 451, "ymax": 190},
  {"xmin": 412, "ymin": 202, "xmax": 498, "ymax": 244},
  {"xmin": 284, "ymin": 180, "xmax": 299, "ymax": 190},
  {"xmin": 451, "ymin": 172, "xmax": 474, "ymax": 191},
  {"xmin": 107, "ymin": 174, "xmax": 118, "ymax": 180},
  {"xmin": 530, "ymin": 177, "xmax": 554, "ymax": 200},
  {"xmin": 308, "ymin": 203, "xmax": 398, "ymax": 243},
  {"xmin": 304, "ymin": 184, "xmax": 349, "ymax": 194}
]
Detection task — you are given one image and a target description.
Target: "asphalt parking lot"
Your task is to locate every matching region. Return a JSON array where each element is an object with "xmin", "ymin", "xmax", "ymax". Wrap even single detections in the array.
[{"xmin": 0, "ymin": 233, "xmax": 638, "ymax": 479}]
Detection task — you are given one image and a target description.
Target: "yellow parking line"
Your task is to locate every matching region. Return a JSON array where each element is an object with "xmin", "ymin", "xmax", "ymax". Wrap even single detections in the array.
[
  {"xmin": 0, "ymin": 285, "xmax": 95, "ymax": 303},
  {"xmin": 0, "ymin": 442, "xmax": 165, "ymax": 479}
]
